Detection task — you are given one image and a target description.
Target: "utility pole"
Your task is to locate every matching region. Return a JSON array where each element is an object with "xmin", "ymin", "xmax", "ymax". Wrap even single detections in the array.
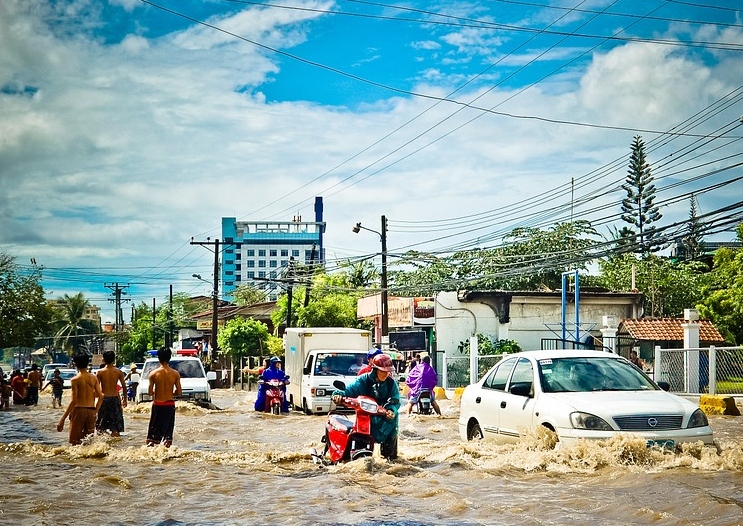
[
  {"xmin": 380, "ymin": 214, "xmax": 388, "ymax": 338},
  {"xmin": 105, "ymin": 282, "xmax": 130, "ymax": 354},
  {"xmin": 190, "ymin": 238, "xmax": 221, "ymax": 364}
]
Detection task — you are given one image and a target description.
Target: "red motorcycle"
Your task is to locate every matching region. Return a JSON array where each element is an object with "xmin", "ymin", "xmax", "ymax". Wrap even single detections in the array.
[
  {"xmin": 311, "ymin": 381, "xmax": 390, "ymax": 465},
  {"xmin": 259, "ymin": 378, "xmax": 289, "ymax": 415}
]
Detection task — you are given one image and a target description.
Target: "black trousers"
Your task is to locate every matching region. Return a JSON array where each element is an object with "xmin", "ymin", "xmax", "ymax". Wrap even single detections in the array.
[{"xmin": 380, "ymin": 434, "xmax": 398, "ymax": 460}]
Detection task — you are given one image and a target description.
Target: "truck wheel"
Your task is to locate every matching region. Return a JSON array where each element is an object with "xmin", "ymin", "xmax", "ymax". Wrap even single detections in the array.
[
  {"xmin": 303, "ymin": 399, "xmax": 313, "ymax": 415},
  {"xmin": 271, "ymin": 403, "xmax": 280, "ymax": 415}
]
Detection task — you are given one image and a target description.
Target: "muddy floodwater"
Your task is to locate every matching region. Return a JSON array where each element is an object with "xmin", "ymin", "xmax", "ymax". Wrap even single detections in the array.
[{"xmin": 2, "ymin": 388, "xmax": 743, "ymax": 526}]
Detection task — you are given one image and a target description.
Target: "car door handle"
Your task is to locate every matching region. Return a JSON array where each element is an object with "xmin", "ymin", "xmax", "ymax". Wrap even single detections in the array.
[
  {"xmin": 500, "ymin": 401, "xmax": 506, "ymax": 408},
  {"xmin": 475, "ymin": 396, "xmax": 481, "ymax": 404}
]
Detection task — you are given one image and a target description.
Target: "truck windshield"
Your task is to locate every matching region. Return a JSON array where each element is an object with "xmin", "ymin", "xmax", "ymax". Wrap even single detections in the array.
[{"xmin": 314, "ymin": 352, "xmax": 366, "ymax": 376}]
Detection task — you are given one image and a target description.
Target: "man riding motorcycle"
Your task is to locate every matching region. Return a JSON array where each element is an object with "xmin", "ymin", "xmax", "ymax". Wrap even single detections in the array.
[
  {"xmin": 331, "ymin": 354, "xmax": 400, "ymax": 461},
  {"xmin": 254, "ymin": 356, "xmax": 289, "ymax": 413}
]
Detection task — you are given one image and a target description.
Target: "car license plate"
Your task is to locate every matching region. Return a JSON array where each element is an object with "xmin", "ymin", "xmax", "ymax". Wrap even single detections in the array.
[{"xmin": 646, "ymin": 439, "xmax": 675, "ymax": 450}]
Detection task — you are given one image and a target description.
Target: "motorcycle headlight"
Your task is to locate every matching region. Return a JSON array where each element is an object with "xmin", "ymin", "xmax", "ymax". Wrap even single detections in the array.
[
  {"xmin": 359, "ymin": 400, "xmax": 379, "ymax": 413},
  {"xmin": 570, "ymin": 412, "xmax": 613, "ymax": 431},
  {"xmin": 687, "ymin": 408, "xmax": 709, "ymax": 428}
]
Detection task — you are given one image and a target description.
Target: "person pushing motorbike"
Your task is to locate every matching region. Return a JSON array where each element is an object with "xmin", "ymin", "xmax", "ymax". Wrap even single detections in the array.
[
  {"xmin": 331, "ymin": 354, "xmax": 400, "ymax": 461},
  {"xmin": 255, "ymin": 356, "xmax": 289, "ymax": 413}
]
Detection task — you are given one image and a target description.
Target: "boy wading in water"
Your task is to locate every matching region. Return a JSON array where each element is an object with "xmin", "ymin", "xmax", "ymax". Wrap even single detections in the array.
[
  {"xmin": 96, "ymin": 350, "xmax": 127, "ymax": 436},
  {"xmin": 58, "ymin": 354, "xmax": 103, "ymax": 445},
  {"xmin": 146, "ymin": 347, "xmax": 182, "ymax": 448}
]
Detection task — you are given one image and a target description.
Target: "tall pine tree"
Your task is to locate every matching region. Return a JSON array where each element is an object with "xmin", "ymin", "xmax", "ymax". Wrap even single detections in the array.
[
  {"xmin": 682, "ymin": 194, "xmax": 705, "ymax": 261},
  {"xmin": 621, "ymin": 135, "xmax": 662, "ymax": 256}
]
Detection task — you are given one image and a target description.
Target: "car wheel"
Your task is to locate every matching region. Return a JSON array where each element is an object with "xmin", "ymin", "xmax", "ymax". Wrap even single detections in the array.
[
  {"xmin": 303, "ymin": 399, "xmax": 313, "ymax": 415},
  {"xmin": 467, "ymin": 421, "xmax": 484, "ymax": 441}
]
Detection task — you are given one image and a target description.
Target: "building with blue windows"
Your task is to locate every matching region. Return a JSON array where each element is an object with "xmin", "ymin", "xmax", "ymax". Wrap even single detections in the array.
[{"xmin": 221, "ymin": 197, "xmax": 325, "ymax": 301}]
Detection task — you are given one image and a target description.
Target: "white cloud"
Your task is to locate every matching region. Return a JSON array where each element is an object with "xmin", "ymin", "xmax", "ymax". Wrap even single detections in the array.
[{"xmin": 1, "ymin": 0, "xmax": 740, "ymax": 320}]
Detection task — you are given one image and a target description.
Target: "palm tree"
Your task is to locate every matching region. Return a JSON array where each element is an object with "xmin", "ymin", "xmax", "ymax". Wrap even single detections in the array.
[{"xmin": 53, "ymin": 292, "xmax": 97, "ymax": 356}]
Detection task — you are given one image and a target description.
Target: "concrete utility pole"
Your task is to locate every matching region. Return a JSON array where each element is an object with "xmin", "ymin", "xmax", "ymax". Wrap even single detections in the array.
[
  {"xmin": 105, "ymin": 282, "xmax": 130, "ymax": 353},
  {"xmin": 190, "ymin": 238, "xmax": 221, "ymax": 364}
]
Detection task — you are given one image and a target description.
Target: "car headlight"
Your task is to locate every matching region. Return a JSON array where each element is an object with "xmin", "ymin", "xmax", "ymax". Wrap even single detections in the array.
[
  {"xmin": 687, "ymin": 408, "xmax": 709, "ymax": 428},
  {"xmin": 570, "ymin": 411, "xmax": 613, "ymax": 431}
]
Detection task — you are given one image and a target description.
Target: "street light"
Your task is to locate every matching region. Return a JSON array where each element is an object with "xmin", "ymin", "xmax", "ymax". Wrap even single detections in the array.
[{"xmin": 353, "ymin": 215, "xmax": 388, "ymax": 338}]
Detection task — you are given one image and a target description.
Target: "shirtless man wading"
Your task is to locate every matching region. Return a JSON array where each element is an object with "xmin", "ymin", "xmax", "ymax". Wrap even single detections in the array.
[{"xmin": 146, "ymin": 347, "xmax": 182, "ymax": 448}]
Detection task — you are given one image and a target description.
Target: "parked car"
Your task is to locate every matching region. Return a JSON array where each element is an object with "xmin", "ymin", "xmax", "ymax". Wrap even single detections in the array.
[
  {"xmin": 42, "ymin": 363, "xmax": 68, "ymax": 378},
  {"xmin": 135, "ymin": 353, "xmax": 216, "ymax": 404},
  {"xmin": 458, "ymin": 349, "xmax": 713, "ymax": 448}
]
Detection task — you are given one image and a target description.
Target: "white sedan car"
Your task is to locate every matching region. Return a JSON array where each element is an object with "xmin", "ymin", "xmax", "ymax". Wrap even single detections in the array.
[{"xmin": 458, "ymin": 349, "xmax": 713, "ymax": 447}]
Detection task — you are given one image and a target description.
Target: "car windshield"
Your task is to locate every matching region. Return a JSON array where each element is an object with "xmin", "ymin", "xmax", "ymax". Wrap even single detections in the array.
[
  {"xmin": 313, "ymin": 352, "xmax": 366, "ymax": 376},
  {"xmin": 538, "ymin": 356, "xmax": 658, "ymax": 393},
  {"xmin": 58, "ymin": 370, "xmax": 77, "ymax": 380},
  {"xmin": 141, "ymin": 359, "xmax": 205, "ymax": 379}
]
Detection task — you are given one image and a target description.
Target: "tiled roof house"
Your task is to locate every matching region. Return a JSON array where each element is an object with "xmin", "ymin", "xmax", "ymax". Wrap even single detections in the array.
[{"xmin": 617, "ymin": 318, "xmax": 727, "ymax": 361}]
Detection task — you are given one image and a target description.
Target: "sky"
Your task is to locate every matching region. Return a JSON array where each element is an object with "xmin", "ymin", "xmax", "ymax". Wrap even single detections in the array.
[{"xmin": 2, "ymin": 0, "xmax": 743, "ymax": 324}]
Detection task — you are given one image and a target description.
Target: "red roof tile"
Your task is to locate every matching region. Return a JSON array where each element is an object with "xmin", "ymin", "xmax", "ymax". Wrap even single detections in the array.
[{"xmin": 620, "ymin": 318, "xmax": 725, "ymax": 343}]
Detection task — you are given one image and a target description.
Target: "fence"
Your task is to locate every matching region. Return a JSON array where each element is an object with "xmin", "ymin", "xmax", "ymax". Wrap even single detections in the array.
[
  {"xmin": 654, "ymin": 346, "xmax": 743, "ymax": 396},
  {"xmin": 443, "ymin": 345, "xmax": 743, "ymax": 393},
  {"xmin": 444, "ymin": 354, "xmax": 504, "ymax": 389}
]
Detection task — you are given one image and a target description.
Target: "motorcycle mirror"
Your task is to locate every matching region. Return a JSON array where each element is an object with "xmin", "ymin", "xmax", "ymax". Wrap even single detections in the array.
[{"xmin": 333, "ymin": 380, "xmax": 346, "ymax": 390}]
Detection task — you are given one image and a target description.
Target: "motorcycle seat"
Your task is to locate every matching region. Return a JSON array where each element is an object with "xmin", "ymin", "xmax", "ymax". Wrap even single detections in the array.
[{"xmin": 329, "ymin": 414, "xmax": 355, "ymax": 432}]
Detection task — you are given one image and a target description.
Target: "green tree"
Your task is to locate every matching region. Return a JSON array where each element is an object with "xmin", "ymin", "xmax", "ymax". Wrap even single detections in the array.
[
  {"xmin": 682, "ymin": 194, "xmax": 705, "ymax": 261},
  {"xmin": 598, "ymin": 253, "xmax": 708, "ymax": 318},
  {"xmin": 232, "ymin": 284, "xmax": 267, "ymax": 306},
  {"xmin": 120, "ymin": 302, "xmax": 162, "ymax": 364},
  {"xmin": 52, "ymin": 292, "xmax": 98, "ymax": 355},
  {"xmin": 391, "ymin": 221, "xmax": 600, "ymax": 294},
  {"xmin": 0, "ymin": 253, "xmax": 53, "ymax": 348},
  {"xmin": 621, "ymin": 135, "xmax": 663, "ymax": 256},
  {"xmin": 217, "ymin": 317, "xmax": 270, "ymax": 362},
  {"xmin": 697, "ymin": 225, "xmax": 743, "ymax": 343}
]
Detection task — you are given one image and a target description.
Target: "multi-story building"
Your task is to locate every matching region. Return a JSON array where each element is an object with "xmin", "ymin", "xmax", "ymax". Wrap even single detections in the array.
[{"xmin": 221, "ymin": 197, "xmax": 326, "ymax": 301}]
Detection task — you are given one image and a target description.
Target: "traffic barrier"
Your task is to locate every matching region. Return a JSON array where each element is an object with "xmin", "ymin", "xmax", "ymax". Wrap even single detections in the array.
[
  {"xmin": 451, "ymin": 387, "xmax": 465, "ymax": 401},
  {"xmin": 699, "ymin": 394, "xmax": 741, "ymax": 416},
  {"xmin": 433, "ymin": 386, "xmax": 447, "ymax": 400}
]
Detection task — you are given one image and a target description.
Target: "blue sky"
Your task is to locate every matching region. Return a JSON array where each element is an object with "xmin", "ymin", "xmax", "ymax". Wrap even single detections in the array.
[{"xmin": 1, "ymin": 0, "xmax": 742, "ymax": 322}]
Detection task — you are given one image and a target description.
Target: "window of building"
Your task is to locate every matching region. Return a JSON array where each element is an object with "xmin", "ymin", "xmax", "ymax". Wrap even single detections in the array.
[
  {"xmin": 247, "ymin": 249, "xmax": 255, "ymax": 257},
  {"xmin": 270, "ymin": 260, "xmax": 277, "ymax": 268},
  {"xmin": 258, "ymin": 260, "xmax": 266, "ymax": 268},
  {"xmin": 281, "ymin": 260, "xmax": 288, "ymax": 267},
  {"xmin": 247, "ymin": 260, "xmax": 255, "ymax": 268},
  {"xmin": 226, "ymin": 248, "xmax": 234, "ymax": 254},
  {"xmin": 247, "ymin": 271, "xmax": 255, "ymax": 279},
  {"xmin": 281, "ymin": 249, "xmax": 288, "ymax": 257},
  {"xmin": 292, "ymin": 249, "xmax": 299, "ymax": 257},
  {"xmin": 226, "ymin": 281, "xmax": 234, "ymax": 286},
  {"xmin": 258, "ymin": 249, "xmax": 266, "ymax": 257},
  {"xmin": 225, "ymin": 260, "xmax": 234, "ymax": 266},
  {"xmin": 225, "ymin": 270, "xmax": 233, "ymax": 276},
  {"xmin": 270, "ymin": 249, "xmax": 277, "ymax": 257},
  {"xmin": 258, "ymin": 271, "xmax": 266, "ymax": 278},
  {"xmin": 235, "ymin": 264, "xmax": 241, "ymax": 271},
  {"xmin": 236, "ymin": 253, "xmax": 241, "ymax": 260},
  {"xmin": 235, "ymin": 275, "xmax": 241, "ymax": 282}
]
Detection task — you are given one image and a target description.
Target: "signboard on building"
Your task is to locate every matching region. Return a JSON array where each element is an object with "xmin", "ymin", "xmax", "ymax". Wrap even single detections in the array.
[{"xmin": 389, "ymin": 330, "xmax": 427, "ymax": 351}]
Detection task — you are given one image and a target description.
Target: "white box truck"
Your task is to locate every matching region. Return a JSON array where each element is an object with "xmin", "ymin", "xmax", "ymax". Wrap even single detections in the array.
[{"xmin": 284, "ymin": 327, "xmax": 372, "ymax": 414}]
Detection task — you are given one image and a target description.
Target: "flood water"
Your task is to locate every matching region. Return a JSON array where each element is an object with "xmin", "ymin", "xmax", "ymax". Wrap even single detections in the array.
[{"xmin": 2, "ymin": 388, "xmax": 743, "ymax": 526}]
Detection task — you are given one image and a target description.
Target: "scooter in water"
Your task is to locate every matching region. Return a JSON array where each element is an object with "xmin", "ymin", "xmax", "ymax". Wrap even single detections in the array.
[
  {"xmin": 259, "ymin": 377, "xmax": 289, "ymax": 415},
  {"xmin": 416, "ymin": 388, "xmax": 433, "ymax": 415},
  {"xmin": 311, "ymin": 381, "xmax": 390, "ymax": 465}
]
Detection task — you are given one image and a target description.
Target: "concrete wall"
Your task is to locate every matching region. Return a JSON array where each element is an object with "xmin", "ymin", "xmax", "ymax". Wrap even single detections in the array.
[{"xmin": 436, "ymin": 290, "xmax": 643, "ymax": 356}]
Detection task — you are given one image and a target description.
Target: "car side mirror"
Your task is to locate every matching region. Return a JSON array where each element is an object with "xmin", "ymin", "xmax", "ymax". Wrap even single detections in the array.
[
  {"xmin": 303, "ymin": 366, "xmax": 311, "ymax": 375},
  {"xmin": 333, "ymin": 380, "xmax": 346, "ymax": 390},
  {"xmin": 657, "ymin": 381, "xmax": 670, "ymax": 392},
  {"xmin": 509, "ymin": 382, "xmax": 532, "ymax": 397},
  {"xmin": 206, "ymin": 371, "xmax": 217, "ymax": 381}
]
